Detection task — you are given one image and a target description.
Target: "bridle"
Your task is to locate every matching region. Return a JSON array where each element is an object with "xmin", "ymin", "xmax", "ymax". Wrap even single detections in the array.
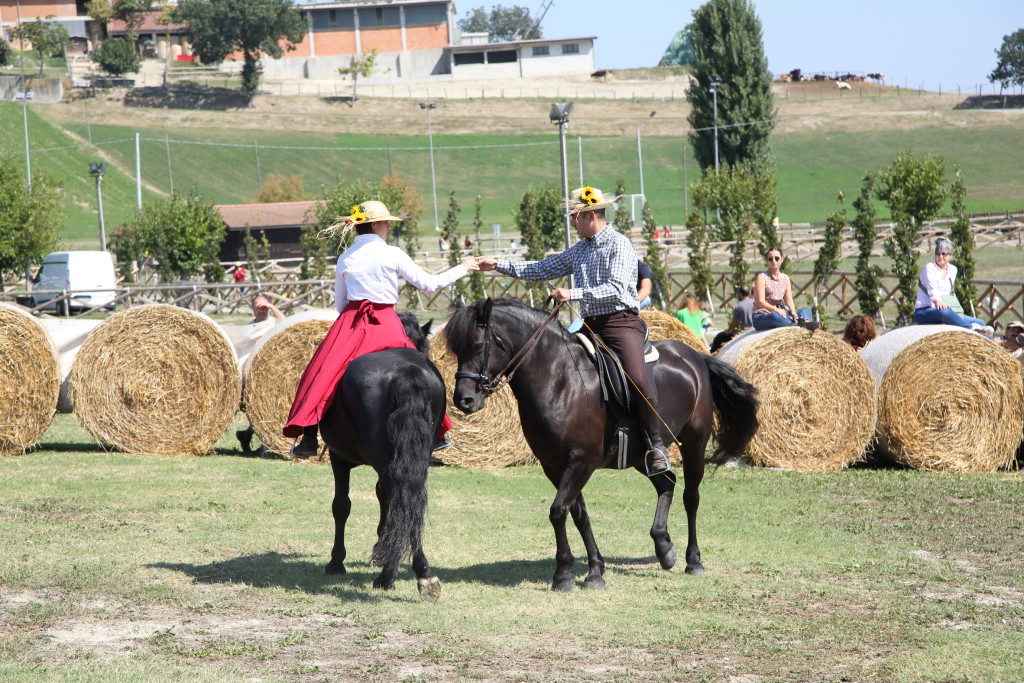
[{"xmin": 454, "ymin": 302, "xmax": 563, "ymax": 398}]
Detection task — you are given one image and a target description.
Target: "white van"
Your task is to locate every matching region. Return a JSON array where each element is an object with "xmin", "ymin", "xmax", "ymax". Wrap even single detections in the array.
[{"xmin": 32, "ymin": 251, "xmax": 117, "ymax": 312}]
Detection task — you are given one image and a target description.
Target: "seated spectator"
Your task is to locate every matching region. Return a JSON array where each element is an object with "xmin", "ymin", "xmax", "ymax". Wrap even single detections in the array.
[
  {"xmin": 842, "ymin": 314, "xmax": 877, "ymax": 352},
  {"xmin": 235, "ymin": 295, "xmax": 288, "ymax": 456},
  {"xmin": 675, "ymin": 293, "xmax": 712, "ymax": 338},
  {"xmin": 637, "ymin": 260, "xmax": 653, "ymax": 310},
  {"xmin": 1000, "ymin": 320, "xmax": 1024, "ymax": 362},
  {"xmin": 753, "ymin": 248, "xmax": 816, "ymax": 331},
  {"xmin": 913, "ymin": 237, "xmax": 993, "ymax": 335},
  {"xmin": 731, "ymin": 286, "xmax": 754, "ymax": 330}
]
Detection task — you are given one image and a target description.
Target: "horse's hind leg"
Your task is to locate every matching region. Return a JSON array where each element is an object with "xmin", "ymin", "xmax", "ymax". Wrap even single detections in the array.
[
  {"xmin": 569, "ymin": 494, "xmax": 606, "ymax": 589},
  {"xmin": 371, "ymin": 478, "xmax": 398, "ymax": 590},
  {"xmin": 325, "ymin": 455, "xmax": 354, "ymax": 575},
  {"xmin": 679, "ymin": 434, "xmax": 709, "ymax": 575},
  {"xmin": 412, "ymin": 549, "xmax": 441, "ymax": 602},
  {"xmin": 642, "ymin": 469, "xmax": 679, "ymax": 570}
]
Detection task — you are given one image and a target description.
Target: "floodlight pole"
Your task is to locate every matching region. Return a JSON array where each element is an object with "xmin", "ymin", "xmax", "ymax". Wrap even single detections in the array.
[
  {"xmin": 419, "ymin": 102, "xmax": 439, "ymax": 232},
  {"xmin": 90, "ymin": 163, "xmax": 108, "ymax": 250},
  {"xmin": 550, "ymin": 102, "xmax": 575, "ymax": 289},
  {"xmin": 709, "ymin": 78, "xmax": 722, "ymax": 171}
]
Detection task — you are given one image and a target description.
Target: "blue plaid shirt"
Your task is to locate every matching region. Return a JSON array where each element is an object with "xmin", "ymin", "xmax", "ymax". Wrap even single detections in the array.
[{"xmin": 495, "ymin": 226, "xmax": 640, "ymax": 317}]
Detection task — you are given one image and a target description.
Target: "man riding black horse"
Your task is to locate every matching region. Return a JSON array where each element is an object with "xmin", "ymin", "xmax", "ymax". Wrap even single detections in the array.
[{"xmin": 477, "ymin": 185, "xmax": 672, "ymax": 475}]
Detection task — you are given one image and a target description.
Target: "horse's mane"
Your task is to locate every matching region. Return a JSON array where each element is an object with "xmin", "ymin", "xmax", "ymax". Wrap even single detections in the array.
[{"xmin": 445, "ymin": 298, "xmax": 554, "ymax": 357}]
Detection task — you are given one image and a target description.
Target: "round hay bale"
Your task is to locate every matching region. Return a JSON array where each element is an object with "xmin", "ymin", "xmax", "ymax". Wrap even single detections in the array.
[
  {"xmin": 717, "ymin": 327, "xmax": 876, "ymax": 471},
  {"xmin": 640, "ymin": 310, "xmax": 709, "ymax": 353},
  {"xmin": 0, "ymin": 303, "xmax": 60, "ymax": 456},
  {"xmin": 243, "ymin": 310, "xmax": 338, "ymax": 459},
  {"xmin": 429, "ymin": 328, "xmax": 535, "ymax": 469},
  {"xmin": 861, "ymin": 325, "xmax": 1024, "ymax": 472},
  {"xmin": 71, "ymin": 305, "xmax": 240, "ymax": 456},
  {"xmin": 38, "ymin": 318, "xmax": 102, "ymax": 413}
]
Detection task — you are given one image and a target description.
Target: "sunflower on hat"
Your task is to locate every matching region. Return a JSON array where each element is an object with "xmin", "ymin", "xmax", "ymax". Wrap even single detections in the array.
[{"xmin": 569, "ymin": 186, "xmax": 619, "ymax": 213}]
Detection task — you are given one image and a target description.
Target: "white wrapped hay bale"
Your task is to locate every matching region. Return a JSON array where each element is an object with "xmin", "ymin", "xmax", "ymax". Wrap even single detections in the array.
[
  {"xmin": 38, "ymin": 318, "xmax": 102, "ymax": 413},
  {"xmin": 71, "ymin": 305, "xmax": 241, "ymax": 456},
  {"xmin": 717, "ymin": 326, "xmax": 877, "ymax": 471},
  {"xmin": 861, "ymin": 325, "xmax": 1024, "ymax": 472},
  {"xmin": 0, "ymin": 303, "xmax": 60, "ymax": 455},
  {"xmin": 243, "ymin": 309, "xmax": 338, "ymax": 458}
]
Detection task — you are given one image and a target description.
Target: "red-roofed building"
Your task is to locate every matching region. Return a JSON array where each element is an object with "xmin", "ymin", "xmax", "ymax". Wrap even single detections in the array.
[{"xmin": 216, "ymin": 200, "xmax": 324, "ymax": 262}]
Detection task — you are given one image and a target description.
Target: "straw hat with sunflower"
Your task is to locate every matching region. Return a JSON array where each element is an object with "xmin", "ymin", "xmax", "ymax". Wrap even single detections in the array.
[{"xmin": 569, "ymin": 186, "xmax": 620, "ymax": 214}]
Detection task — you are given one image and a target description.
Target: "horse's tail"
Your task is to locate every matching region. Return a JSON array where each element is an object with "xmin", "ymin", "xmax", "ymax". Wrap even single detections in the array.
[
  {"xmin": 371, "ymin": 364, "xmax": 435, "ymax": 571},
  {"xmin": 703, "ymin": 354, "xmax": 759, "ymax": 462}
]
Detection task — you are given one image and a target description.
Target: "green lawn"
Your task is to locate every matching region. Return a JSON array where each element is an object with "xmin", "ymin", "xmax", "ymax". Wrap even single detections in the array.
[{"xmin": 1, "ymin": 414, "xmax": 1022, "ymax": 680}]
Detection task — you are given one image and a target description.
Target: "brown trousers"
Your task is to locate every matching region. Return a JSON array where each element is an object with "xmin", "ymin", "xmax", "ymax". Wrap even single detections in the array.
[{"xmin": 584, "ymin": 310, "xmax": 653, "ymax": 399}]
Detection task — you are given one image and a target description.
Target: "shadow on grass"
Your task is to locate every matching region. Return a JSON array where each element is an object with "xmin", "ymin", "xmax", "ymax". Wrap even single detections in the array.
[
  {"xmin": 31, "ymin": 441, "xmax": 110, "ymax": 454},
  {"xmin": 953, "ymin": 94, "xmax": 1024, "ymax": 110},
  {"xmin": 434, "ymin": 555, "xmax": 665, "ymax": 587},
  {"xmin": 320, "ymin": 96, "xmax": 356, "ymax": 107},
  {"xmin": 148, "ymin": 551, "xmax": 400, "ymax": 603},
  {"xmin": 125, "ymin": 83, "xmax": 252, "ymax": 110}
]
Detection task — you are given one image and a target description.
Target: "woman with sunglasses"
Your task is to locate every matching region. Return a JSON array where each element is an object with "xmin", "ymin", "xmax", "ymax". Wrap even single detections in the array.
[
  {"xmin": 914, "ymin": 237, "xmax": 992, "ymax": 334},
  {"xmin": 752, "ymin": 248, "xmax": 814, "ymax": 331}
]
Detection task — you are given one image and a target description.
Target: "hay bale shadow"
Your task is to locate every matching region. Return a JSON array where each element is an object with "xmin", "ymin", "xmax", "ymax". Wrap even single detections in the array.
[
  {"xmin": 320, "ymin": 95, "xmax": 356, "ymax": 107},
  {"xmin": 125, "ymin": 83, "xmax": 251, "ymax": 111},
  {"xmin": 954, "ymin": 94, "xmax": 1024, "ymax": 110}
]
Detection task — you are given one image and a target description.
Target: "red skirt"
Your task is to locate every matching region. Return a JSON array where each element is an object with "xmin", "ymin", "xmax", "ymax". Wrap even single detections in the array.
[{"xmin": 283, "ymin": 300, "xmax": 451, "ymax": 439}]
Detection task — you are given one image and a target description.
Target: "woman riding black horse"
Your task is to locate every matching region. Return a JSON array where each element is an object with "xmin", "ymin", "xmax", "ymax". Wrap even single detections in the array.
[{"xmin": 446, "ymin": 297, "xmax": 759, "ymax": 591}]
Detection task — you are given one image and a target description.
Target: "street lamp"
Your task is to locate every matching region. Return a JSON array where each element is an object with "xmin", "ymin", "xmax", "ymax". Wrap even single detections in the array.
[
  {"xmin": 708, "ymin": 77, "xmax": 722, "ymax": 171},
  {"xmin": 89, "ymin": 162, "xmax": 108, "ymax": 250},
  {"xmin": 549, "ymin": 102, "xmax": 574, "ymax": 254},
  {"xmin": 418, "ymin": 102, "xmax": 439, "ymax": 233}
]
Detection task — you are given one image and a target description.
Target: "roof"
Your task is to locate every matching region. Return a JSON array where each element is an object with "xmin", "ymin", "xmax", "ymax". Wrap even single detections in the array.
[
  {"xmin": 216, "ymin": 201, "xmax": 323, "ymax": 230},
  {"xmin": 448, "ymin": 36, "xmax": 596, "ymax": 52},
  {"xmin": 108, "ymin": 12, "xmax": 187, "ymax": 33},
  {"xmin": 298, "ymin": 0, "xmax": 450, "ymax": 9}
]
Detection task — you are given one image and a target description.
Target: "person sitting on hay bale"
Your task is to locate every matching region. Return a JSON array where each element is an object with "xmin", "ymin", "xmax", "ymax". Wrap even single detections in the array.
[
  {"xmin": 674, "ymin": 293, "xmax": 712, "ymax": 338},
  {"xmin": 914, "ymin": 237, "xmax": 994, "ymax": 336},
  {"xmin": 731, "ymin": 286, "xmax": 754, "ymax": 330},
  {"xmin": 753, "ymin": 247, "xmax": 819, "ymax": 331},
  {"xmin": 237, "ymin": 295, "xmax": 287, "ymax": 456},
  {"xmin": 842, "ymin": 314, "xmax": 877, "ymax": 353},
  {"xmin": 1000, "ymin": 320, "xmax": 1024, "ymax": 362},
  {"xmin": 477, "ymin": 185, "xmax": 672, "ymax": 475},
  {"xmin": 282, "ymin": 200, "xmax": 479, "ymax": 454}
]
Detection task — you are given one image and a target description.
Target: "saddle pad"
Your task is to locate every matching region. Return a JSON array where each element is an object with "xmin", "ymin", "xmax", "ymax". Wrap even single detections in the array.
[{"xmin": 576, "ymin": 333, "xmax": 659, "ymax": 364}]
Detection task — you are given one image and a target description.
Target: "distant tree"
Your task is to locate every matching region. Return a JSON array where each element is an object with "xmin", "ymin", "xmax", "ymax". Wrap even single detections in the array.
[
  {"xmin": 751, "ymin": 170, "xmax": 779, "ymax": 259},
  {"xmin": 611, "ymin": 179, "xmax": 632, "ymax": 234},
  {"xmin": 0, "ymin": 39, "xmax": 13, "ymax": 68},
  {"xmin": 468, "ymin": 194, "xmax": 487, "ymax": 303},
  {"xmin": 113, "ymin": 0, "xmax": 154, "ymax": 48},
  {"xmin": 685, "ymin": 210, "xmax": 714, "ymax": 306},
  {"xmin": 948, "ymin": 167, "xmax": 977, "ymax": 316},
  {"xmin": 851, "ymin": 174, "xmax": 883, "ymax": 318},
  {"xmin": 256, "ymin": 173, "xmax": 309, "ymax": 203},
  {"xmin": 337, "ymin": 49, "xmax": 378, "ymax": 103},
  {"xmin": 116, "ymin": 191, "xmax": 227, "ymax": 282},
  {"xmin": 0, "ymin": 158, "xmax": 62, "ymax": 283},
  {"xmin": 242, "ymin": 226, "xmax": 271, "ymax": 278},
  {"xmin": 658, "ymin": 28, "xmax": 693, "ymax": 67},
  {"xmin": 174, "ymin": 0, "xmax": 306, "ymax": 97},
  {"xmin": 513, "ymin": 185, "xmax": 561, "ymax": 303},
  {"xmin": 85, "ymin": 0, "xmax": 114, "ymax": 51},
  {"xmin": 457, "ymin": 5, "xmax": 540, "ymax": 42},
  {"xmin": 640, "ymin": 201, "xmax": 668, "ymax": 310},
  {"xmin": 298, "ymin": 222, "xmax": 329, "ymax": 282},
  {"xmin": 690, "ymin": 163, "xmax": 755, "ymax": 241},
  {"xmin": 440, "ymin": 191, "xmax": 466, "ymax": 300},
  {"xmin": 876, "ymin": 152, "xmax": 948, "ymax": 325},
  {"xmin": 686, "ymin": 0, "xmax": 775, "ymax": 171},
  {"xmin": 813, "ymin": 193, "xmax": 846, "ymax": 322},
  {"xmin": 91, "ymin": 38, "xmax": 141, "ymax": 75},
  {"xmin": 989, "ymin": 28, "xmax": 1024, "ymax": 90},
  {"xmin": 12, "ymin": 18, "xmax": 70, "ymax": 75}
]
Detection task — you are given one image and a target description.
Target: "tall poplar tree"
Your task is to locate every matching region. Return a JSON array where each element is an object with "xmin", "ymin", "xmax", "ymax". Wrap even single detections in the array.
[
  {"xmin": 948, "ymin": 168, "xmax": 976, "ymax": 315},
  {"xmin": 851, "ymin": 174, "xmax": 883, "ymax": 319},
  {"xmin": 686, "ymin": 0, "xmax": 775, "ymax": 171}
]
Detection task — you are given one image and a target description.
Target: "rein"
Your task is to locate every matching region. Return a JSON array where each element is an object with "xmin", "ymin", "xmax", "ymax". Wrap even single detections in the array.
[{"xmin": 455, "ymin": 301, "xmax": 564, "ymax": 396}]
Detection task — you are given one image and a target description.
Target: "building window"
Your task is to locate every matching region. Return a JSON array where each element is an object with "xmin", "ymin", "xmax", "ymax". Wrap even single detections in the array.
[
  {"xmin": 562, "ymin": 43, "xmax": 580, "ymax": 54},
  {"xmin": 531, "ymin": 45, "xmax": 549, "ymax": 56},
  {"xmin": 454, "ymin": 52, "xmax": 485, "ymax": 66},
  {"xmin": 404, "ymin": 4, "xmax": 447, "ymax": 26},
  {"xmin": 328, "ymin": 10, "xmax": 337, "ymax": 28},
  {"xmin": 358, "ymin": 6, "xmax": 400, "ymax": 27},
  {"xmin": 487, "ymin": 50, "xmax": 518, "ymax": 63}
]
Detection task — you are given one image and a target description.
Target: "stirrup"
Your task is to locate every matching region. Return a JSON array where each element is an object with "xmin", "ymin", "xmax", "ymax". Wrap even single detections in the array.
[
  {"xmin": 432, "ymin": 437, "xmax": 451, "ymax": 452},
  {"xmin": 644, "ymin": 447, "xmax": 671, "ymax": 477}
]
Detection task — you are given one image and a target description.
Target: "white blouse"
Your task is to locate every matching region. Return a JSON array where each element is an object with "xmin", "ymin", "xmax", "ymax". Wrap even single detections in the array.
[
  {"xmin": 915, "ymin": 261, "xmax": 957, "ymax": 310},
  {"xmin": 334, "ymin": 234, "xmax": 468, "ymax": 311}
]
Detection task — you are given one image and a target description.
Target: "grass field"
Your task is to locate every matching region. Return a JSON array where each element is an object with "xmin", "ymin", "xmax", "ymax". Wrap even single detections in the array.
[{"xmin": 1, "ymin": 414, "xmax": 1022, "ymax": 680}]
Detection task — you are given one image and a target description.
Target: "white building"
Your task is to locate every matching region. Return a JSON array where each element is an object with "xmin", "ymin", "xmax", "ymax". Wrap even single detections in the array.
[{"xmin": 447, "ymin": 35, "xmax": 596, "ymax": 80}]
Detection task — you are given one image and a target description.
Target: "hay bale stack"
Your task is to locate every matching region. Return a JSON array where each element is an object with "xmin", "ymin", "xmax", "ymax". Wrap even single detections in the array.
[
  {"xmin": 640, "ymin": 310, "xmax": 709, "ymax": 353},
  {"xmin": 861, "ymin": 325, "xmax": 1024, "ymax": 472},
  {"xmin": 0, "ymin": 303, "xmax": 60, "ymax": 455},
  {"xmin": 717, "ymin": 327, "xmax": 876, "ymax": 471},
  {"xmin": 243, "ymin": 310, "xmax": 338, "ymax": 458},
  {"xmin": 429, "ymin": 329, "xmax": 535, "ymax": 469},
  {"xmin": 38, "ymin": 318, "xmax": 102, "ymax": 413},
  {"xmin": 71, "ymin": 305, "xmax": 240, "ymax": 456}
]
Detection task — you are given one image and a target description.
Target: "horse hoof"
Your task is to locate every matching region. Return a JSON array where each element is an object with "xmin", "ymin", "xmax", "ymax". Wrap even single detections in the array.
[
  {"xmin": 685, "ymin": 562, "xmax": 705, "ymax": 575},
  {"xmin": 551, "ymin": 578, "xmax": 575, "ymax": 592},
  {"xmin": 325, "ymin": 562, "xmax": 346, "ymax": 576},
  {"xmin": 372, "ymin": 577, "xmax": 396, "ymax": 590},
  {"xmin": 659, "ymin": 546, "xmax": 679, "ymax": 570},
  {"xmin": 582, "ymin": 576, "xmax": 606, "ymax": 590},
  {"xmin": 418, "ymin": 576, "xmax": 442, "ymax": 602}
]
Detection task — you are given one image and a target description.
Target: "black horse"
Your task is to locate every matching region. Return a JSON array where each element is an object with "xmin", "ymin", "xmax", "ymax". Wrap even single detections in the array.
[
  {"xmin": 446, "ymin": 298, "xmax": 758, "ymax": 591},
  {"xmin": 317, "ymin": 314, "xmax": 443, "ymax": 600}
]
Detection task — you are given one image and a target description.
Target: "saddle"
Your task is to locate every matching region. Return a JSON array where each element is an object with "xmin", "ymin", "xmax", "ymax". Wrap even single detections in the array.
[{"xmin": 575, "ymin": 327, "xmax": 659, "ymax": 469}]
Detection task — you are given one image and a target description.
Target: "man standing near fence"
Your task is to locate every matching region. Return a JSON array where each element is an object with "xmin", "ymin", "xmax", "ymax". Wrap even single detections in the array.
[{"xmin": 477, "ymin": 186, "xmax": 671, "ymax": 475}]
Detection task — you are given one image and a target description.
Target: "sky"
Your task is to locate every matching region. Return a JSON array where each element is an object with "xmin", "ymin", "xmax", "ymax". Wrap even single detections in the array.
[{"xmin": 520, "ymin": 0, "xmax": 1024, "ymax": 91}]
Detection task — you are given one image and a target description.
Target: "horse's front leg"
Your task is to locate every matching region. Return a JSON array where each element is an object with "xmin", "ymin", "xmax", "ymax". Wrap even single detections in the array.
[
  {"xmin": 642, "ymin": 468, "xmax": 679, "ymax": 570},
  {"xmin": 569, "ymin": 494, "xmax": 606, "ymax": 589},
  {"xmin": 325, "ymin": 454, "xmax": 354, "ymax": 575},
  {"xmin": 548, "ymin": 457, "xmax": 595, "ymax": 592}
]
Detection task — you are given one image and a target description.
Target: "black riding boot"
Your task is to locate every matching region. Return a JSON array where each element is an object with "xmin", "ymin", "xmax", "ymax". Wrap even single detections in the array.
[
  {"xmin": 636, "ymin": 395, "xmax": 671, "ymax": 476},
  {"xmin": 290, "ymin": 426, "xmax": 320, "ymax": 458}
]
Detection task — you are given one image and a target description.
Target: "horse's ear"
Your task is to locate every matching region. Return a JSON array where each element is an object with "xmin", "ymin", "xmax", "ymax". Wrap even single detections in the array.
[
  {"xmin": 480, "ymin": 297, "xmax": 494, "ymax": 323},
  {"xmin": 421, "ymin": 319, "xmax": 433, "ymax": 336}
]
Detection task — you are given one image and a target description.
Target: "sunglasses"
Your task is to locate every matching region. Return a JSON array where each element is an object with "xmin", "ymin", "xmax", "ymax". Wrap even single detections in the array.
[
  {"xmin": 937, "ymin": 251, "xmax": 952, "ymax": 256},
  {"xmin": 767, "ymin": 255, "xmax": 782, "ymax": 262}
]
